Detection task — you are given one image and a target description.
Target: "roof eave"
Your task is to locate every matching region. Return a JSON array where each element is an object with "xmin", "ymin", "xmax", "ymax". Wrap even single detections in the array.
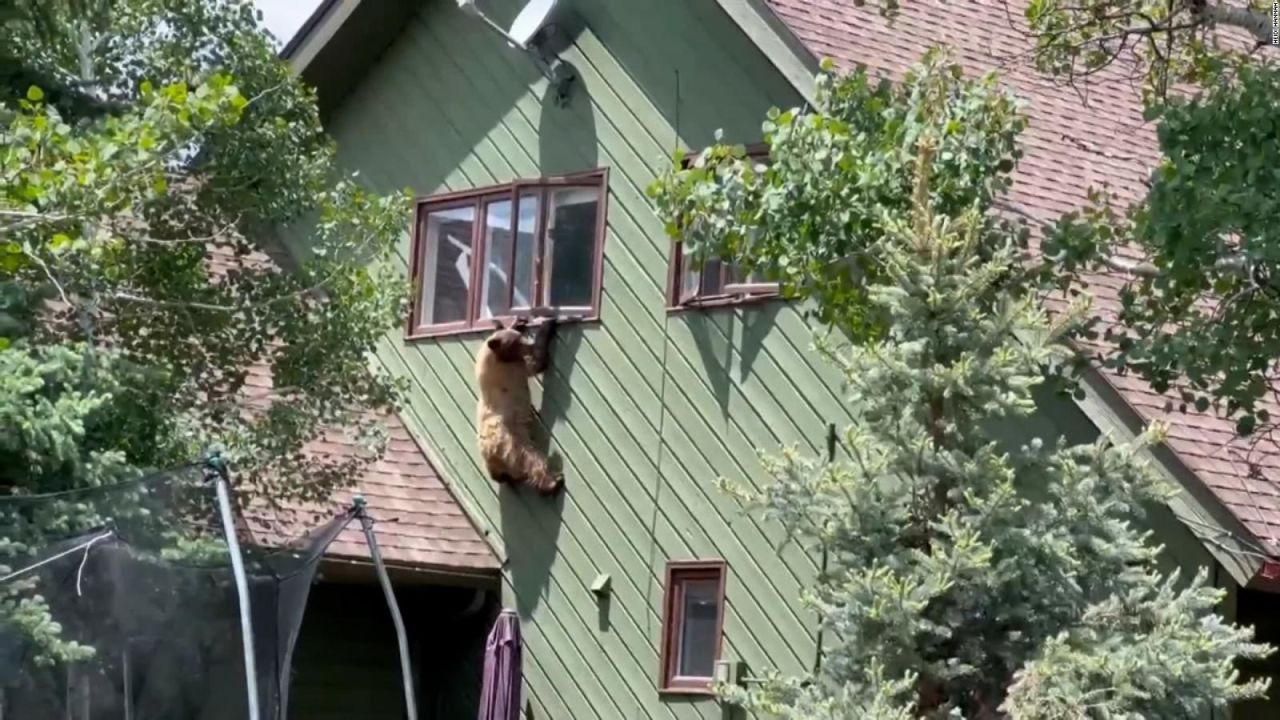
[
  {"xmin": 1072, "ymin": 366, "xmax": 1267, "ymax": 588},
  {"xmin": 713, "ymin": 0, "xmax": 821, "ymax": 106},
  {"xmin": 281, "ymin": 0, "xmax": 358, "ymax": 74},
  {"xmin": 279, "ymin": 0, "xmax": 421, "ymax": 120}
]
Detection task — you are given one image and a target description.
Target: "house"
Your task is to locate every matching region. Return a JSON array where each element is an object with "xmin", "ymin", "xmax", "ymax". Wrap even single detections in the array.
[{"xmin": 278, "ymin": 0, "xmax": 1280, "ymax": 717}]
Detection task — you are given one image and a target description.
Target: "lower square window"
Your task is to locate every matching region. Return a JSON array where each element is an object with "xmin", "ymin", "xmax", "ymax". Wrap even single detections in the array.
[{"xmin": 659, "ymin": 560, "xmax": 727, "ymax": 694}]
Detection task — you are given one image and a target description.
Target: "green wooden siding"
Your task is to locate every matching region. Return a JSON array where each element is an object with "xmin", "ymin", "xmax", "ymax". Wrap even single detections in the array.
[{"xmin": 295, "ymin": 0, "xmax": 1238, "ymax": 717}]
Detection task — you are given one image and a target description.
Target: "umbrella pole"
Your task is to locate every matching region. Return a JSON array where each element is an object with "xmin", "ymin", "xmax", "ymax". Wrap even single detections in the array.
[
  {"xmin": 354, "ymin": 497, "xmax": 418, "ymax": 720},
  {"xmin": 207, "ymin": 454, "xmax": 261, "ymax": 720}
]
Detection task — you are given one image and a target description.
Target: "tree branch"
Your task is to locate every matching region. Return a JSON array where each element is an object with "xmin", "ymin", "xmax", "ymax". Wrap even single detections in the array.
[
  {"xmin": 0, "ymin": 209, "xmax": 74, "ymax": 233},
  {"xmin": 1101, "ymin": 254, "xmax": 1159, "ymax": 276},
  {"xmin": 23, "ymin": 249, "xmax": 70, "ymax": 307},
  {"xmin": 1100, "ymin": 249, "xmax": 1266, "ymax": 281},
  {"xmin": 1199, "ymin": 1, "xmax": 1272, "ymax": 43}
]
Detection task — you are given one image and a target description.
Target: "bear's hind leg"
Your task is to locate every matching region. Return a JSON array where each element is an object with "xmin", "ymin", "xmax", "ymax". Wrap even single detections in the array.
[
  {"xmin": 512, "ymin": 443, "xmax": 563, "ymax": 496},
  {"xmin": 484, "ymin": 454, "xmax": 514, "ymax": 485}
]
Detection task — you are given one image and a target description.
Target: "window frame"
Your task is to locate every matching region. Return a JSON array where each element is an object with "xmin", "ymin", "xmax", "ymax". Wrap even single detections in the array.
[
  {"xmin": 658, "ymin": 559, "xmax": 728, "ymax": 695},
  {"xmin": 667, "ymin": 143, "xmax": 780, "ymax": 310},
  {"xmin": 407, "ymin": 168, "xmax": 609, "ymax": 339}
]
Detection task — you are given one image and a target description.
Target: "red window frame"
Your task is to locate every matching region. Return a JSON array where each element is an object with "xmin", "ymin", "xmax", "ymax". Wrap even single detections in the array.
[
  {"xmin": 667, "ymin": 143, "xmax": 779, "ymax": 309},
  {"xmin": 659, "ymin": 559, "xmax": 728, "ymax": 695},
  {"xmin": 407, "ymin": 168, "xmax": 608, "ymax": 339}
]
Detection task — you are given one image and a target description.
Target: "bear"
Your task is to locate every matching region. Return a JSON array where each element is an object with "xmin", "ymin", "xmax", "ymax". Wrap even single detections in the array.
[{"xmin": 474, "ymin": 316, "xmax": 563, "ymax": 495}]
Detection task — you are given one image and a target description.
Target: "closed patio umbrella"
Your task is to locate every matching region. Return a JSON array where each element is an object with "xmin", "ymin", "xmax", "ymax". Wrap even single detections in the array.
[{"xmin": 478, "ymin": 609, "xmax": 523, "ymax": 720}]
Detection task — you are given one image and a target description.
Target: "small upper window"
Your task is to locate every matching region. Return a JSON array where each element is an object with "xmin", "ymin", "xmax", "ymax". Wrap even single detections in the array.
[
  {"xmin": 659, "ymin": 560, "xmax": 727, "ymax": 694},
  {"xmin": 408, "ymin": 170, "xmax": 608, "ymax": 337},
  {"xmin": 668, "ymin": 144, "xmax": 779, "ymax": 308}
]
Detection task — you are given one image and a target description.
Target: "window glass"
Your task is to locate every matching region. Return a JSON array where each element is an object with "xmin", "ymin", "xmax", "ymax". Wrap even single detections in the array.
[
  {"xmin": 421, "ymin": 205, "xmax": 475, "ymax": 325},
  {"xmin": 409, "ymin": 172, "xmax": 605, "ymax": 335},
  {"xmin": 681, "ymin": 260, "xmax": 701, "ymax": 301},
  {"xmin": 699, "ymin": 259, "xmax": 725, "ymax": 296},
  {"xmin": 681, "ymin": 255, "xmax": 724, "ymax": 301},
  {"xmin": 481, "ymin": 199, "xmax": 513, "ymax": 319},
  {"xmin": 544, "ymin": 187, "xmax": 599, "ymax": 308},
  {"xmin": 676, "ymin": 579, "xmax": 720, "ymax": 678},
  {"xmin": 726, "ymin": 262, "xmax": 770, "ymax": 287},
  {"xmin": 512, "ymin": 191, "xmax": 539, "ymax": 310}
]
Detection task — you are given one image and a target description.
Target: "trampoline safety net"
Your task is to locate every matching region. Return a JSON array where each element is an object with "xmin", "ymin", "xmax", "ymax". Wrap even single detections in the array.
[{"xmin": 0, "ymin": 464, "xmax": 357, "ymax": 720}]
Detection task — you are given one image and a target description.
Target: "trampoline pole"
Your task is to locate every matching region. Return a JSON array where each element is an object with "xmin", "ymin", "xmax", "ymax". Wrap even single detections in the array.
[
  {"xmin": 210, "ymin": 463, "xmax": 261, "ymax": 720},
  {"xmin": 354, "ymin": 499, "xmax": 418, "ymax": 720},
  {"xmin": 122, "ymin": 644, "xmax": 132, "ymax": 720}
]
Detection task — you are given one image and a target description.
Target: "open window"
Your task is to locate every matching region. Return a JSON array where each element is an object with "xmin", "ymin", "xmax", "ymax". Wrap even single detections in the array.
[
  {"xmin": 408, "ymin": 169, "xmax": 608, "ymax": 338},
  {"xmin": 668, "ymin": 144, "xmax": 778, "ymax": 309},
  {"xmin": 659, "ymin": 560, "xmax": 727, "ymax": 694}
]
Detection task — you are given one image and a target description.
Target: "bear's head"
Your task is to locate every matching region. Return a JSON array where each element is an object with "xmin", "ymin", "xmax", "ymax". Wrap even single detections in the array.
[{"xmin": 484, "ymin": 326, "xmax": 526, "ymax": 364}]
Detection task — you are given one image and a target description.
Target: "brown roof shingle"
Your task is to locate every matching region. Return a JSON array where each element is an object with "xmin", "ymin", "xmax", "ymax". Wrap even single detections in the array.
[
  {"xmin": 763, "ymin": 0, "xmax": 1280, "ymax": 556},
  {"xmin": 204, "ymin": 247, "xmax": 498, "ymax": 575}
]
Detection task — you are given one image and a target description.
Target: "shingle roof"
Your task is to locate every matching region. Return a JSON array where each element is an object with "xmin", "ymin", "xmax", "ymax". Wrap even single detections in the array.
[
  {"xmin": 206, "ymin": 248, "xmax": 499, "ymax": 575},
  {"xmin": 763, "ymin": 0, "xmax": 1280, "ymax": 556},
  {"xmin": 242, "ymin": 389, "xmax": 501, "ymax": 575}
]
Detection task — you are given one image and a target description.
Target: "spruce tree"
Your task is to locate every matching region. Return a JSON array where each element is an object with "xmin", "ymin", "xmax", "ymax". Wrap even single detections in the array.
[{"xmin": 649, "ymin": 51, "xmax": 1271, "ymax": 718}]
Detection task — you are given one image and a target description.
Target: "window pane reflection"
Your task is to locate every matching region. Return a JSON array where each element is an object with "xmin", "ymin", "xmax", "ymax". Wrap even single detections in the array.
[
  {"xmin": 544, "ymin": 187, "xmax": 599, "ymax": 308},
  {"xmin": 421, "ymin": 206, "xmax": 474, "ymax": 325},
  {"xmin": 676, "ymin": 579, "xmax": 719, "ymax": 678},
  {"xmin": 512, "ymin": 191, "xmax": 538, "ymax": 310},
  {"xmin": 480, "ymin": 199, "xmax": 512, "ymax": 319}
]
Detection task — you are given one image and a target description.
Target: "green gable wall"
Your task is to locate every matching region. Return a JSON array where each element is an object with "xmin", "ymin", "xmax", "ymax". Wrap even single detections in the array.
[
  {"xmin": 296, "ymin": 0, "xmax": 1240, "ymax": 717},
  {"xmin": 312, "ymin": 2, "xmax": 826, "ymax": 717}
]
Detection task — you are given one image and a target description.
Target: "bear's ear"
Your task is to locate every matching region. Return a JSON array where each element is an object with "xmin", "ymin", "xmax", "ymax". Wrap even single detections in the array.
[{"xmin": 492, "ymin": 318, "xmax": 506, "ymax": 330}]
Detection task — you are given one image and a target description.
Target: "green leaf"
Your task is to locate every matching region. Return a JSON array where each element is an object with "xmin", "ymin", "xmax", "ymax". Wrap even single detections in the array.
[
  {"xmin": 26, "ymin": 86, "xmax": 43, "ymax": 101},
  {"xmin": 1237, "ymin": 415, "xmax": 1258, "ymax": 436}
]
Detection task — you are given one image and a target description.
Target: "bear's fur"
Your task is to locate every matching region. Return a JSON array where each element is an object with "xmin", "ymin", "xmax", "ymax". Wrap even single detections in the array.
[{"xmin": 475, "ymin": 317, "xmax": 563, "ymax": 495}]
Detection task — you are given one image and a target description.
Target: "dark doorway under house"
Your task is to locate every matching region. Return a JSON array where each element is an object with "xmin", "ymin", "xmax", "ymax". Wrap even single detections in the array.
[
  {"xmin": 287, "ymin": 573, "xmax": 497, "ymax": 720},
  {"xmin": 1233, "ymin": 587, "xmax": 1280, "ymax": 720}
]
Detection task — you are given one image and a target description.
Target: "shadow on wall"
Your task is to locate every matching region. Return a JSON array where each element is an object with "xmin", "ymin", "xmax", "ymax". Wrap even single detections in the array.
[
  {"xmin": 538, "ymin": 57, "xmax": 596, "ymax": 175},
  {"xmin": 535, "ymin": 321, "xmax": 583, "ymax": 450},
  {"xmin": 531, "ymin": 6, "xmax": 596, "ymax": 175},
  {"xmin": 499, "ymin": 479, "xmax": 566, "ymax": 621},
  {"xmin": 681, "ymin": 302, "xmax": 783, "ymax": 418}
]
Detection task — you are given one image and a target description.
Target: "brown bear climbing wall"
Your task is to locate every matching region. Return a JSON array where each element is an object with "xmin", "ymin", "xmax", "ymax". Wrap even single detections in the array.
[{"xmin": 474, "ymin": 318, "xmax": 563, "ymax": 495}]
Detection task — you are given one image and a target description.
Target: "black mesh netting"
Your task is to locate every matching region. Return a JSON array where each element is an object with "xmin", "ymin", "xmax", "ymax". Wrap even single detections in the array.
[{"xmin": 0, "ymin": 465, "xmax": 357, "ymax": 720}]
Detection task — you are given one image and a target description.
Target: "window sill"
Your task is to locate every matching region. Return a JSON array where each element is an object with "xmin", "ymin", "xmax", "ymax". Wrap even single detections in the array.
[
  {"xmin": 405, "ymin": 313, "xmax": 598, "ymax": 342},
  {"xmin": 666, "ymin": 292, "xmax": 785, "ymax": 314},
  {"xmin": 658, "ymin": 683, "xmax": 717, "ymax": 697}
]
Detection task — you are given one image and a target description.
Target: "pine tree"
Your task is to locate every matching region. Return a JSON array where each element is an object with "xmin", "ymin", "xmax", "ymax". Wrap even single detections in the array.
[{"xmin": 649, "ymin": 51, "xmax": 1271, "ymax": 718}]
